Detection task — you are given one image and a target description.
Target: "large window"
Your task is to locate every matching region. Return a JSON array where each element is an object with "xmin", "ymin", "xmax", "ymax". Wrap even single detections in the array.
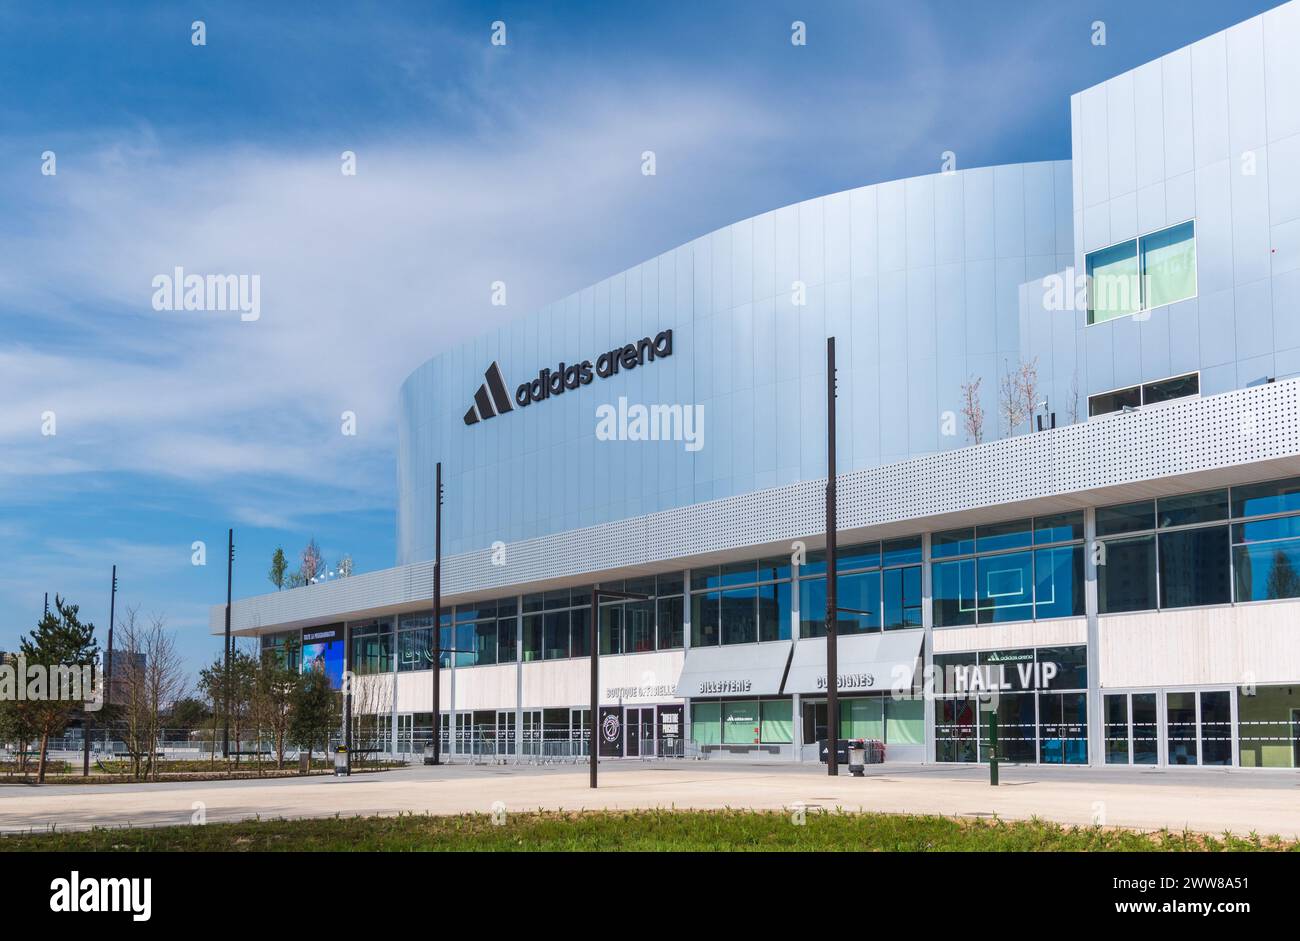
[
  {"xmin": 349, "ymin": 619, "xmax": 393, "ymax": 675},
  {"xmin": 1098, "ymin": 491, "xmax": 1233, "ymax": 613},
  {"xmin": 519, "ymin": 575, "xmax": 684, "ymax": 661},
  {"xmin": 693, "ymin": 558, "xmax": 791, "ymax": 646},
  {"xmin": 396, "ymin": 612, "xmax": 451, "ymax": 671},
  {"xmin": 932, "ymin": 515, "xmax": 1084, "ymax": 627},
  {"xmin": 1098, "ymin": 479, "xmax": 1300, "ymax": 614},
  {"xmin": 261, "ymin": 631, "xmax": 302, "ymax": 672},
  {"xmin": 1232, "ymin": 477, "xmax": 1300, "ymax": 603},
  {"xmin": 1086, "ymin": 220, "xmax": 1196, "ymax": 324},
  {"xmin": 798, "ymin": 537, "xmax": 921, "ymax": 638}
]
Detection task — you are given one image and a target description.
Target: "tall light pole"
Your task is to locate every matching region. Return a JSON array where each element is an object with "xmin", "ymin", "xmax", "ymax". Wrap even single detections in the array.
[
  {"xmin": 825, "ymin": 337, "xmax": 840, "ymax": 776},
  {"xmin": 223, "ymin": 530, "xmax": 233, "ymax": 759},
  {"xmin": 106, "ymin": 566, "xmax": 117, "ymax": 707},
  {"xmin": 589, "ymin": 586, "xmax": 649, "ymax": 788},
  {"xmin": 431, "ymin": 462, "xmax": 444, "ymax": 765}
]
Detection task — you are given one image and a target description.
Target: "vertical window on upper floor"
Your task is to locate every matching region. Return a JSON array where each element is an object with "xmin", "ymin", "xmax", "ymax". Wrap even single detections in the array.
[{"xmin": 1086, "ymin": 221, "xmax": 1196, "ymax": 325}]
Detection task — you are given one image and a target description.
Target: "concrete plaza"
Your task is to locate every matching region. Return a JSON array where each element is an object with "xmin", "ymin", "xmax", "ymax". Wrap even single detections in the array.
[{"xmin": 2, "ymin": 761, "xmax": 1298, "ymax": 838}]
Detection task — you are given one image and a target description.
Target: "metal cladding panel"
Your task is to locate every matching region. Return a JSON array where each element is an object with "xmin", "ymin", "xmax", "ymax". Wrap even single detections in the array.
[
  {"xmin": 397, "ymin": 160, "xmax": 1073, "ymax": 564},
  {"xmin": 218, "ymin": 378, "xmax": 1300, "ymax": 634}
]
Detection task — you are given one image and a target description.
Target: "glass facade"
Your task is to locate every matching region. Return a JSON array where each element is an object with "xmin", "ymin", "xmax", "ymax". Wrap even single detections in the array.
[
  {"xmin": 1099, "ymin": 478, "xmax": 1300, "ymax": 613},
  {"xmin": 933, "ymin": 646, "xmax": 1088, "ymax": 764},
  {"xmin": 692, "ymin": 557, "xmax": 792, "ymax": 646},
  {"xmin": 798, "ymin": 537, "xmax": 922, "ymax": 638},
  {"xmin": 932, "ymin": 514, "xmax": 1084, "ymax": 627}
]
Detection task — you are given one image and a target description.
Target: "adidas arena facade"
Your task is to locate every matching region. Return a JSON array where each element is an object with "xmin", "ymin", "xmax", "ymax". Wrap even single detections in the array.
[{"xmin": 216, "ymin": 2, "xmax": 1300, "ymax": 770}]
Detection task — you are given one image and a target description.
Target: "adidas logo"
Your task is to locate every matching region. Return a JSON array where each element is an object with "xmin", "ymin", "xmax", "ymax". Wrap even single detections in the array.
[{"xmin": 463, "ymin": 361, "xmax": 514, "ymax": 425}]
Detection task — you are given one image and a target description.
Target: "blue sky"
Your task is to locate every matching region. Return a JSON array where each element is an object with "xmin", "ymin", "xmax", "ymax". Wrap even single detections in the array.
[{"xmin": 0, "ymin": 0, "xmax": 1279, "ymax": 680}]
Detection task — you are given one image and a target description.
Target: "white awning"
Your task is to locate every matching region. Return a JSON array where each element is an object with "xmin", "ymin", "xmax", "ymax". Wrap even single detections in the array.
[
  {"xmin": 674, "ymin": 641, "xmax": 793, "ymax": 698},
  {"xmin": 782, "ymin": 630, "xmax": 924, "ymax": 695}
]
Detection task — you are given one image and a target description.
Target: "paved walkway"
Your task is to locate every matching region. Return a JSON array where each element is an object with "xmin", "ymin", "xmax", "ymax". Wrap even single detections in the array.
[{"xmin": 2, "ymin": 761, "xmax": 1298, "ymax": 837}]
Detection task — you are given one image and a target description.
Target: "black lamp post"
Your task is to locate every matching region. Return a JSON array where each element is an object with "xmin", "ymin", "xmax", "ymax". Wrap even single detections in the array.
[
  {"xmin": 825, "ymin": 337, "xmax": 840, "ymax": 776},
  {"xmin": 431, "ymin": 462, "xmax": 443, "ymax": 764},
  {"xmin": 223, "ymin": 531, "xmax": 233, "ymax": 759},
  {"xmin": 589, "ymin": 586, "xmax": 650, "ymax": 788}
]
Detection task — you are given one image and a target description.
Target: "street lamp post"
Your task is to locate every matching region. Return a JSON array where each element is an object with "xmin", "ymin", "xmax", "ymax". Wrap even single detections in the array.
[
  {"xmin": 588, "ymin": 586, "xmax": 650, "ymax": 789},
  {"xmin": 431, "ymin": 462, "xmax": 443, "ymax": 765},
  {"xmin": 825, "ymin": 337, "xmax": 840, "ymax": 776},
  {"xmin": 223, "ymin": 530, "xmax": 233, "ymax": 759}
]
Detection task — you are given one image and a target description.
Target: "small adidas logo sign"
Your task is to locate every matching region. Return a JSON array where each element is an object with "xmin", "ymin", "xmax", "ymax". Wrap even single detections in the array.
[{"xmin": 463, "ymin": 362, "xmax": 514, "ymax": 425}]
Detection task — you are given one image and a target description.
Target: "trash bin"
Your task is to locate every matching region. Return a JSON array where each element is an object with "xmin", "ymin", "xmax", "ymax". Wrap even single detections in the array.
[
  {"xmin": 866, "ymin": 739, "xmax": 886, "ymax": 764},
  {"xmin": 423, "ymin": 745, "xmax": 437, "ymax": 766},
  {"xmin": 847, "ymin": 739, "xmax": 866, "ymax": 776},
  {"xmin": 334, "ymin": 746, "xmax": 349, "ymax": 777},
  {"xmin": 817, "ymin": 738, "xmax": 850, "ymax": 765},
  {"xmin": 298, "ymin": 752, "xmax": 310, "ymax": 774}
]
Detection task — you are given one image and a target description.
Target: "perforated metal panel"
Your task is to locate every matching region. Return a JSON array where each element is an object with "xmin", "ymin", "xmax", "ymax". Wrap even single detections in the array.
[{"xmin": 215, "ymin": 379, "xmax": 1300, "ymax": 634}]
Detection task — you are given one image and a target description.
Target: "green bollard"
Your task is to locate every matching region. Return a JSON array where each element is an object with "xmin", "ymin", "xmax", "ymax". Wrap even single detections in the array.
[{"xmin": 988, "ymin": 712, "xmax": 999, "ymax": 786}]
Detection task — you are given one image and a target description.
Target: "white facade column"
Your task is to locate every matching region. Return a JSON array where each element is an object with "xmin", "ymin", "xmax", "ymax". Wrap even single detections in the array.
[
  {"xmin": 791, "ymin": 558, "xmax": 802, "ymax": 761},
  {"xmin": 921, "ymin": 532, "xmax": 935, "ymax": 764},
  {"xmin": 514, "ymin": 596, "xmax": 523, "ymax": 759},
  {"xmin": 1084, "ymin": 507, "xmax": 1102, "ymax": 767},
  {"xmin": 681, "ymin": 568, "xmax": 691, "ymax": 744},
  {"xmin": 389, "ymin": 618, "xmax": 398, "ymax": 758}
]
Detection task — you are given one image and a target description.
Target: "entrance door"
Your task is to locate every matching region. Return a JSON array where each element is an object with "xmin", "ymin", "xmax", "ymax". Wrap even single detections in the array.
[
  {"xmin": 496, "ymin": 712, "xmax": 516, "ymax": 756},
  {"xmin": 397, "ymin": 714, "xmax": 413, "ymax": 754},
  {"xmin": 1103, "ymin": 692, "xmax": 1159, "ymax": 765},
  {"xmin": 570, "ymin": 709, "xmax": 590, "ymax": 758},
  {"xmin": 625, "ymin": 707, "xmax": 654, "ymax": 757},
  {"xmin": 521, "ymin": 710, "xmax": 542, "ymax": 756},
  {"xmin": 1165, "ymin": 689, "xmax": 1235, "ymax": 767}
]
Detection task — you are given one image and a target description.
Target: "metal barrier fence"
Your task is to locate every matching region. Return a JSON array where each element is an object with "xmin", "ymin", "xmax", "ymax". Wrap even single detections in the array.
[{"xmin": 10, "ymin": 723, "xmax": 707, "ymax": 766}]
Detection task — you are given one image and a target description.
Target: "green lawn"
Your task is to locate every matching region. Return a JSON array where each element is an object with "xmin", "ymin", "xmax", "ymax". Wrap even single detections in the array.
[{"xmin": 2, "ymin": 809, "xmax": 1295, "ymax": 852}]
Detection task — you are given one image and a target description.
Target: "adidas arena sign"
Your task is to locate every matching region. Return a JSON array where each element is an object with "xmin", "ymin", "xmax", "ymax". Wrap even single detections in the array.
[{"xmin": 464, "ymin": 329, "xmax": 673, "ymax": 425}]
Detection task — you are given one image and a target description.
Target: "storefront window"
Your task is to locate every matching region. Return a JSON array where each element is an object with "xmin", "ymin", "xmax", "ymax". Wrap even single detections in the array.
[
  {"xmin": 839, "ymin": 698, "xmax": 883, "ymax": 740},
  {"xmin": 721, "ymin": 700, "xmax": 761, "ymax": 745},
  {"xmin": 886, "ymin": 699, "xmax": 924, "ymax": 745},
  {"xmin": 691, "ymin": 702, "xmax": 721, "ymax": 745},
  {"xmin": 1237, "ymin": 685, "xmax": 1300, "ymax": 768},
  {"xmin": 760, "ymin": 700, "xmax": 793, "ymax": 743}
]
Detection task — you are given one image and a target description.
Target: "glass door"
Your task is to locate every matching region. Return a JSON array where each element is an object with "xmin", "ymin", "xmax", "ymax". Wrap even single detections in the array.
[
  {"xmin": 1165, "ymin": 689, "xmax": 1235, "ymax": 767},
  {"xmin": 624, "ymin": 707, "xmax": 654, "ymax": 757},
  {"xmin": 570, "ymin": 708, "xmax": 590, "ymax": 758},
  {"xmin": 521, "ymin": 709, "xmax": 542, "ymax": 756},
  {"xmin": 496, "ymin": 711, "xmax": 516, "ymax": 755},
  {"xmin": 1103, "ymin": 692, "xmax": 1160, "ymax": 765},
  {"xmin": 397, "ymin": 713, "xmax": 413, "ymax": 754}
]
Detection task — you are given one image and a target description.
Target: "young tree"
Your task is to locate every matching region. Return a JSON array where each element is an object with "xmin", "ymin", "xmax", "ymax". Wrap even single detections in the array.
[
  {"xmin": 268, "ymin": 547, "xmax": 288, "ymax": 591},
  {"xmin": 169, "ymin": 696, "xmax": 208, "ymax": 732},
  {"xmin": 336, "ymin": 555, "xmax": 353, "ymax": 578},
  {"xmin": 1018, "ymin": 357, "xmax": 1041, "ymax": 430},
  {"xmin": 959, "ymin": 375, "xmax": 985, "ymax": 445},
  {"xmin": 290, "ymin": 669, "xmax": 339, "ymax": 767},
  {"xmin": 0, "ymin": 698, "xmax": 38, "ymax": 774},
  {"xmin": 1068, "ymin": 371, "xmax": 1081, "ymax": 425},
  {"xmin": 254, "ymin": 643, "xmax": 301, "ymax": 769},
  {"xmin": 998, "ymin": 360, "xmax": 1027, "ymax": 436},
  {"xmin": 197, "ymin": 657, "xmax": 225, "ymax": 767},
  {"xmin": 226, "ymin": 648, "xmax": 259, "ymax": 766},
  {"xmin": 19, "ymin": 596, "xmax": 99, "ymax": 783},
  {"xmin": 299, "ymin": 538, "xmax": 323, "ymax": 585}
]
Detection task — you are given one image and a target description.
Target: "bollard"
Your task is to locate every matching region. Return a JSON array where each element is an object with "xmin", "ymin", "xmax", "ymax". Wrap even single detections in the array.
[{"xmin": 988, "ymin": 713, "xmax": 999, "ymax": 786}]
